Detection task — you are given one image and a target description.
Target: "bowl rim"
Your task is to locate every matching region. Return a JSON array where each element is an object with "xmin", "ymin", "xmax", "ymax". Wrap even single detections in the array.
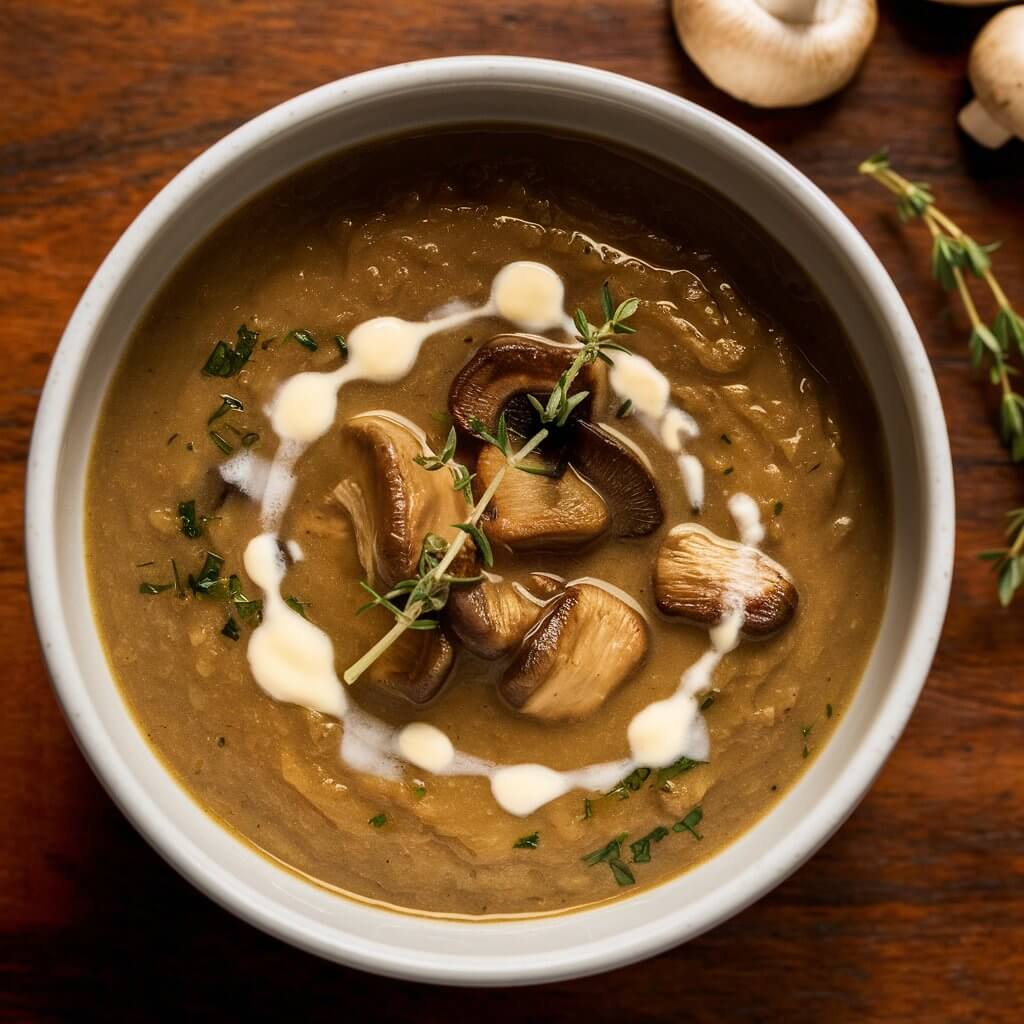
[{"xmin": 26, "ymin": 55, "xmax": 955, "ymax": 985}]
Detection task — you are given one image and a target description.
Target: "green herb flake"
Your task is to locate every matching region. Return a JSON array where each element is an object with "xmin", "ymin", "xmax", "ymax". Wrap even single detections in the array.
[
  {"xmin": 368, "ymin": 813, "xmax": 387, "ymax": 828},
  {"xmin": 673, "ymin": 807, "xmax": 704, "ymax": 841},
  {"xmin": 616, "ymin": 399, "xmax": 633, "ymax": 419},
  {"xmin": 630, "ymin": 826, "xmax": 669, "ymax": 864},
  {"xmin": 285, "ymin": 596, "xmax": 308, "ymax": 618},
  {"xmin": 583, "ymin": 798, "xmax": 593, "ymax": 820},
  {"xmin": 774, "ymin": 500, "xmax": 784, "ymax": 517},
  {"xmin": 207, "ymin": 394, "xmax": 244, "ymax": 425},
  {"xmin": 826, "ymin": 703, "xmax": 834, "ymax": 718},
  {"xmin": 608, "ymin": 766, "xmax": 651, "ymax": 800},
  {"xmin": 208, "ymin": 430, "xmax": 233, "ymax": 455},
  {"xmin": 720, "ymin": 433, "xmax": 732, "ymax": 445},
  {"xmin": 801, "ymin": 724, "xmax": 813, "ymax": 739},
  {"xmin": 286, "ymin": 328, "xmax": 318, "ymax": 352},
  {"xmin": 139, "ymin": 581, "xmax": 173, "ymax": 595},
  {"xmin": 221, "ymin": 616, "xmax": 240, "ymax": 641},
  {"xmin": 216, "ymin": 736, "xmax": 226, "ymax": 748},
  {"xmin": 177, "ymin": 499, "xmax": 202, "ymax": 539},
  {"xmin": 656, "ymin": 756, "xmax": 700, "ymax": 786},
  {"xmin": 700, "ymin": 693, "xmax": 716, "ymax": 711},
  {"xmin": 582, "ymin": 832, "xmax": 628, "ymax": 867},
  {"xmin": 188, "ymin": 552, "xmax": 226, "ymax": 598},
  {"xmin": 609, "ymin": 860, "xmax": 636, "ymax": 886},
  {"xmin": 202, "ymin": 324, "xmax": 259, "ymax": 377},
  {"xmin": 723, "ymin": 466, "xmax": 734, "ymax": 476},
  {"xmin": 513, "ymin": 832, "xmax": 540, "ymax": 849},
  {"xmin": 334, "ymin": 335, "xmax": 348, "ymax": 357},
  {"xmin": 412, "ymin": 784, "xmax": 427, "ymax": 800}
]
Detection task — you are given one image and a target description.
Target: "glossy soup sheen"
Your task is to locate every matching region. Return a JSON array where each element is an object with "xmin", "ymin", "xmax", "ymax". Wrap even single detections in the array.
[{"xmin": 86, "ymin": 130, "xmax": 891, "ymax": 917}]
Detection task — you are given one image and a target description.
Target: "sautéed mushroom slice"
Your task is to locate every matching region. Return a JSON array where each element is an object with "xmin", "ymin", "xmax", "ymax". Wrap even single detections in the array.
[
  {"xmin": 333, "ymin": 413, "xmax": 468, "ymax": 587},
  {"xmin": 654, "ymin": 523, "xmax": 798, "ymax": 637},
  {"xmin": 363, "ymin": 626, "xmax": 456, "ymax": 705},
  {"xmin": 499, "ymin": 582, "xmax": 648, "ymax": 721},
  {"xmin": 446, "ymin": 573, "xmax": 561, "ymax": 660},
  {"xmin": 474, "ymin": 443, "xmax": 610, "ymax": 551}
]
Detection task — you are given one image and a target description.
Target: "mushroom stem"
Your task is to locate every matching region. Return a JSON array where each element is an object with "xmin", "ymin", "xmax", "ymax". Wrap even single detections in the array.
[
  {"xmin": 755, "ymin": 0, "xmax": 824, "ymax": 23},
  {"xmin": 958, "ymin": 97, "xmax": 1013, "ymax": 149}
]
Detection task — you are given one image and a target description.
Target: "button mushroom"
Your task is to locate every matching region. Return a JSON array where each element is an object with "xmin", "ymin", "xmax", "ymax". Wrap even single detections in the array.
[
  {"xmin": 447, "ymin": 333, "xmax": 607, "ymax": 437},
  {"xmin": 474, "ymin": 443, "xmax": 610, "ymax": 551},
  {"xmin": 572, "ymin": 421, "xmax": 664, "ymax": 537},
  {"xmin": 363, "ymin": 626, "xmax": 455, "ymax": 705},
  {"xmin": 333, "ymin": 412, "xmax": 468, "ymax": 587},
  {"xmin": 447, "ymin": 573, "xmax": 562, "ymax": 659},
  {"xmin": 654, "ymin": 523, "xmax": 797, "ymax": 637},
  {"xmin": 958, "ymin": 7, "xmax": 1024, "ymax": 149},
  {"xmin": 499, "ymin": 582, "xmax": 648, "ymax": 721},
  {"xmin": 672, "ymin": 0, "xmax": 878, "ymax": 108}
]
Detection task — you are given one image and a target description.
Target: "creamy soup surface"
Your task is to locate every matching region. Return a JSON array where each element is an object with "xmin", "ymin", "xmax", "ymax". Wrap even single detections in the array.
[{"xmin": 86, "ymin": 130, "xmax": 890, "ymax": 917}]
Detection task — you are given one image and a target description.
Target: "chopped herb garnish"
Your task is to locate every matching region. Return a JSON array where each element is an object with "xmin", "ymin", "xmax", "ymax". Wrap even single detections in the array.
[
  {"xmin": 673, "ymin": 807, "xmax": 704, "ymax": 841},
  {"xmin": 208, "ymin": 430, "xmax": 233, "ymax": 455},
  {"xmin": 720, "ymin": 433, "xmax": 732, "ymax": 445},
  {"xmin": 286, "ymin": 328, "xmax": 318, "ymax": 352},
  {"xmin": 656, "ymin": 756, "xmax": 700, "ymax": 786},
  {"xmin": 413, "ymin": 425, "xmax": 476, "ymax": 501},
  {"xmin": 207, "ymin": 394, "xmax": 244, "ymax": 424},
  {"xmin": 334, "ymin": 335, "xmax": 348, "ymax": 357},
  {"xmin": 826, "ymin": 703, "xmax": 834, "ymax": 718},
  {"xmin": 609, "ymin": 860, "xmax": 636, "ymax": 886},
  {"xmin": 240, "ymin": 431, "xmax": 260, "ymax": 448},
  {"xmin": 616, "ymin": 398, "xmax": 633, "ymax": 419},
  {"xmin": 412, "ymin": 784, "xmax": 427, "ymax": 800},
  {"xmin": 801, "ymin": 724, "xmax": 813, "ymax": 738},
  {"xmin": 139, "ymin": 581, "xmax": 173, "ymax": 595},
  {"xmin": 285, "ymin": 595, "xmax": 308, "ymax": 618},
  {"xmin": 189, "ymin": 552, "xmax": 226, "ymax": 597},
  {"xmin": 723, "ymin": 466, "xmax": 734, "ymax": 476},
  {"xmin": 774, "ymin": 500, "xmax": 784, "ymax": 517},
  {"xmin": 607, "ymin": 766, "xmax": 651, "ymax": 799},
  {"xmin": 513, "ymin": 832, "xmax": 540, "ymax": 849},
  {"xmin": 802, "ymin": 745, "xmax": 810, "ymax": 759},
  {"xmin": 221, "ymin": 616, "xmax": 240, "ymax": 641},
  {"xmin": 216, "ymin": 736, "xmax": 226, "ymax": 748},
  {"xmin": 177, "ymin": 499, "xmax": 202, "ymax": 539},
  {"xmin": 700, "ymin": 693, "xmax": 716, "ymax": 711},
  {"xmin": 630, "ymin": 826, "xmax": 669, "ymax": 864},
  {"xmin": 135, "ymin": 560, "xmax": 155, "ymax": 568},
  {"xmin": 582, "ymin": 832, "xmax": 628, "ymax": 866},
  {"xmin": 583, "ymin": 798, "xmax": 593, "ymax": 820},
  {"xmin": 202, "ymin": 324, "xmax": 259, "ymax": 377},
  {"xmin": 368, "ymin": 813, "xmax": 387, "ymax": 828},
  {"xmin": 167, "ymin": 433, "xmax": 179, "ymax": 445}
]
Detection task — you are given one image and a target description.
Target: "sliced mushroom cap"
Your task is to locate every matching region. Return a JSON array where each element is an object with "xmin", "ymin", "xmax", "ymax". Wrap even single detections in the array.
[
  {"xmin": 571, "ymin": 421, "xmax": 664, "ymax": 537},
  {"xmin": 363, "ymin": 626, "xmax": 455, "ymax": 705},
  {"xmin": 446, "ymin": 573, "xmax": 562, "ymax": 660},
  {"xmin": 474, "ymin": 443, "xmax": 609, "ymax": 551},
  {"xmin": 448, "ymin": 333, "xmax": 607, "ymax": 436},
  {"xmin": 333, "ymin": 413, "xmax": 469, "ymax": 587},
  {"xmin": 499, "ymin": 582, "xmax": 648, "ymax": 721},
  {"xmin": 654, "ymin": 523, "xmax": 797, "ymax": 637}
]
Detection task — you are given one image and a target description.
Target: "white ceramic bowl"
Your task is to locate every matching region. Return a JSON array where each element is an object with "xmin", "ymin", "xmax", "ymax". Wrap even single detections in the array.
[{"xmin": 26, "ymin": 56, "xmax": 954, "ymax": 986}]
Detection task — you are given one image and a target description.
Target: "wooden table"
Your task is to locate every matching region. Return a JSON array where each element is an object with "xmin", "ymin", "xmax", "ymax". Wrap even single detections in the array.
[{"xmin": 2, "ymin": 2, "xmax": 1021, "ymax": 1019}]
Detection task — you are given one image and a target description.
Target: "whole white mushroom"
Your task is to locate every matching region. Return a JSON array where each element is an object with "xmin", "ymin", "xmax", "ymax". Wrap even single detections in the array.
[
  {"xmin": 958, "ymin": 6, "xmax": 1024, "ymax": 149},
  {"xmin": 671, "ymin": 0, "xmax": 878, "ymax": 108}
]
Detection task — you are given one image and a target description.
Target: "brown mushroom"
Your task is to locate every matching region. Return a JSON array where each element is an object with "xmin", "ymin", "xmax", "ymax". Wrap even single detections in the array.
[
  {"xmin": 654, "ymin": 524, "xmax": 797, "ymax": 637},
  {"xmin": 333, "ymin": 412, "xmax": 468, "ymax": 587},
  {"xmin": 474, "ymin": 443, "xmax": 610, "ymax": 551},
  {"xmin": 447, "ymin": 573, "xmax": 562, "ymax": 660},
  {"xmin": 571, "ymin": 421, "xmax": 663, "ymax": 537},
  {"xmin": 499, "ymin": 582, "xmax": 648, "ymax": 721},
  {"xmin": 363, "ymin": 626, "xmax": 455, "ymax": 705},
  {"xmin": 448, "ymin": 333, "xmax": 608, "ymax": 436}
]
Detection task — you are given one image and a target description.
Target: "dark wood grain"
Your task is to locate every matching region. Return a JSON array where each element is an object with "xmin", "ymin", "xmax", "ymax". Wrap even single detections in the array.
[{"xmin": 1, "ymin": 2, "xmax": 1022, "ymax": 1020}]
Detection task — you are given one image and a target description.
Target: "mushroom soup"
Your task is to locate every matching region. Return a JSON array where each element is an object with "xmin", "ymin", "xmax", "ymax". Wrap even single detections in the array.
[{"xmin": 86, "ymin": 130, "xmax": 890, "ymax": 917}]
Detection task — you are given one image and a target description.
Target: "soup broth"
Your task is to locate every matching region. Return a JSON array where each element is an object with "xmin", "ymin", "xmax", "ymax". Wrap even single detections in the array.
[{"xmin": 85, "ymin": 130, "xmax": 890, "ymax": 917}]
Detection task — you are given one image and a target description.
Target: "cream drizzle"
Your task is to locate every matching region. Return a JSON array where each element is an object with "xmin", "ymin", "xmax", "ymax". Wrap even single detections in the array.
[{"xmin": 231, "ymin": 256, "xmax": 787, "ymax": 818}]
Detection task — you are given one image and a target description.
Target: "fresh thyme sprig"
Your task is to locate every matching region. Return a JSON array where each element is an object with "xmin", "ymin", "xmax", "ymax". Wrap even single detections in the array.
[
  {"xmin": 859, "ymin": 148, "xmax": 1024, "ymax": 605},
  {"xmin": 343, "ymin": 285, "xmax": 640, "ymax": 683},
  {"xmin": 980, "ymin": 509, "xmax": 1024, "ymax": 607}
]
